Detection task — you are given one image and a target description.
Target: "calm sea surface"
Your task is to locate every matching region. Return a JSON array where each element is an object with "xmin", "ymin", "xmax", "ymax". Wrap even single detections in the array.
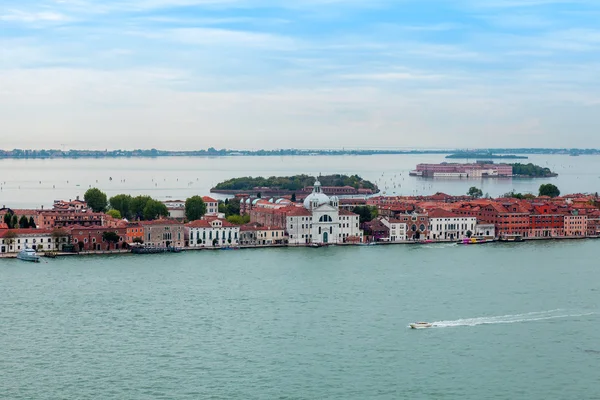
[
  {"xmin": 1, "ymin": 241, "xmax": 599, "ymax": 399},
  {"xmin": 1, "ymin": 154, "xmax": 600, "ymax": 208}
]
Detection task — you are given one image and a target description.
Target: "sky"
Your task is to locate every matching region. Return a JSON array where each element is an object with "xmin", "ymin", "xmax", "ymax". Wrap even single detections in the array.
[{"xmin": 1, "ymin": 0, "xmax": 600, "ymax": 150}]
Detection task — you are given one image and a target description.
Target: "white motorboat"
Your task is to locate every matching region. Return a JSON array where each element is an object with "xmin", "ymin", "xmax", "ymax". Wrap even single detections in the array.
[
  {"xmin": 410, "ymin": 322, "xmax": 433, "ymax": 329},
  {"xmin": 17, "ymin": 247, "xmax": 40, "ymax": 263}
]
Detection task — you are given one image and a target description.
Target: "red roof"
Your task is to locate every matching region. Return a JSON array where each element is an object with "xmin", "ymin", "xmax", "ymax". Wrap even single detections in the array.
[
  {"xmin": 339, "ymin": 209, "xmax": 359, "ymax": 216},
  {"xmin": 186, "ymin": 218, "xmax": 236, "ymax": 228},
  {"xmin": 139, "ymin": 218, "xmax": 183, "ymax": 226},
  {"xmin": 427, "ymin": 209, "xmax": 463, "ymax": 219},
  {"xmin": 202, "ymin": 196, "xmax": 218, "ymax": 203},
  {"xmin": 0, "ymin": 228, "xmax": 56, "ymax": 238}
]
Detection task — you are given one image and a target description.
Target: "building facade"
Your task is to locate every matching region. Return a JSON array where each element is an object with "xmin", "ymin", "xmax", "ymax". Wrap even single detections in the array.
[
  {"xmin": 186, "ymin": 218, "xmax": 240, "ymax": 248},
  {"xmin": 140, "ymin": 219, "xmax": 185, "ymax": 248}
]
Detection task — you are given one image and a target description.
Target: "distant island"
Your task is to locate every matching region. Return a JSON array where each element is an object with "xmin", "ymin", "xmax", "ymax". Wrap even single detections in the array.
[
  {"xmin": 446, "ymin": 153, "xmax": 528, "ymax": 160},
  {"xmin": 511, "ymin": 163, "xmax": 558, "ymax": 178},
  {"xmin": 211, "ymin": 174, "xmax": 378, "ymax": 196},
  {"xmin": 1, "ymin": 147, "xmax": 600, "ymax": 159}
]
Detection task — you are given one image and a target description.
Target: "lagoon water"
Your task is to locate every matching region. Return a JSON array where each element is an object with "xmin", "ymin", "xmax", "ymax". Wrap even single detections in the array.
[
  {"xmin": 1, "ymin": 154, "xmax": 600, "ymax": 208},
  {"xmin": 1, "ymin": 241, "xmax": 599, "ymax": 399}
]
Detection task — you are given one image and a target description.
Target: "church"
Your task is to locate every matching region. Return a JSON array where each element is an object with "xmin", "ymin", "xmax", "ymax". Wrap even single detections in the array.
[{"xmin": 247, "ymin": 179, "xmax": 363, "ymax": 245}]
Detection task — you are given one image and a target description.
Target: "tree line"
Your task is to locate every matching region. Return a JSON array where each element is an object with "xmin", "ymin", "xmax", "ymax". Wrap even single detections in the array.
[
  {"xmin": 214, "ymin": 174, "xmax": 376, "ymax": 191},
  {"xmin": 3, "ymin": 212, "xmax": 37, "ymax": 229}
]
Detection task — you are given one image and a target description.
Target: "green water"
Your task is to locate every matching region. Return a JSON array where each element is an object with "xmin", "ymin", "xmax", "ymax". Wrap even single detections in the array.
[{"xmin": 1, "ymin": 241, "xmax": 599, "ymax": 399}]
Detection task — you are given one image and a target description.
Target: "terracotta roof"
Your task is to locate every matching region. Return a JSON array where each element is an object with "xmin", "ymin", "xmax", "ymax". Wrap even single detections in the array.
[
  {"xmin": 283, "ymin": 206, "xmax": 312, "ymax": 217},
  {"xmin": 338, "ymin": 209, "xmax": 359, "ymax": 216},
  {"xmin": 427, "ymin": 209, "xmax": 463, "ymax": 219},
  {"xmin": 0, "ymin": 228, "xmax": 56, "ymax": 238},
  {"xmin": 186, "ymin": 218, "xmax": 236, "ymax": 228},
  {"xmin": 139, "ymin": 218, "xmax": 183, "ymax": 226},
  {"xmin": 202, "ymin": 196, "xmax": 218, "ymax": 203}
]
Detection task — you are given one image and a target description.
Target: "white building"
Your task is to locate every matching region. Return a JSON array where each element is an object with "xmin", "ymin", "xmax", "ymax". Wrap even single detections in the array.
[
  {"xmin": 287, "ymin": 180, "xmax": 363, "ymax": 245},
  {"xmin": 186, "ymin": 217, "xmax": 240, "ymax": 248},
  {"xmin": 202, "ymin": 196, "xmax": 219, "ymax": 215},
  {"xmin": 0, "ymin": 229, "xmax": 69, "ymax": 253},
  {"xmin": 163, "ymin": 200, "xmax": 186, "ymax": 220},
  {"xmin": 427, "ymin": 209, "xmax": 477, "ymax": 241},
  {"xmin": 381, "ymin": 218, "xmax": 408, "ymax": 242},
  {"xmin": 474, "ymin": 223, "xmax": 495, "ymax": 238}
]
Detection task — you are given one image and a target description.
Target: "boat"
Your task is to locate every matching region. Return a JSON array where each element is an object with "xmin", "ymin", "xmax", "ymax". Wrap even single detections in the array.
[
  {"xmin": 458, "ymin": 237, "xmax": 494, "ymax": 245},
  {"xmin": 17, "ymin": 247, "xmax": 40, "ymax": 263},
  {"xmin": 410, "ymin": 322, "xmax": 433, "ymax": 329}
]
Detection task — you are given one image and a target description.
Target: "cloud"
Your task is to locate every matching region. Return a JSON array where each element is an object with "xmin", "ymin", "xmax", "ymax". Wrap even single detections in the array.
[{"xmin": 0, "ymin": 10, "xmax": 70, "ymax": 22}]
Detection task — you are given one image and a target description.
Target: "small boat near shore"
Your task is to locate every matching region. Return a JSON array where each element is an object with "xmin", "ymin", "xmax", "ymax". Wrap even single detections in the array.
[
  {"xmin": 17, "ymin": 247, "xmax": 40, "ymax": 263},
  {"xmin": 410, "ymin": 322, "xmax": 433, "ymax": 329},
  {"xmin": 458, "ymin": 237, "xmax": 494, "ymax": 245}
]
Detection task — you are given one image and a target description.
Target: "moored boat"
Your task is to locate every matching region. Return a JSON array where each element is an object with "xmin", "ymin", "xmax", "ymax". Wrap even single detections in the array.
[{"xmin": 17, "ymin": 247, "xmax": 40, "ymax": 263}]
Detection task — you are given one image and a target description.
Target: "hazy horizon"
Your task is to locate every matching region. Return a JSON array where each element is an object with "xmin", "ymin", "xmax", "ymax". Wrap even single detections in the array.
[{"xmin": 2, "ymin": 0, "xmax": 600, "ymax": 149}]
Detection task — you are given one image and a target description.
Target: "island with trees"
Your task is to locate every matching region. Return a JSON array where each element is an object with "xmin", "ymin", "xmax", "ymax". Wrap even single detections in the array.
[
  {"xmin": 511, "ymin": 163, "xmax": 558, "ymax": 178},
  {"xmin": 211, "ymin": 174, "xmax": 378, "ymax": 197},
  {"xmin": 2, "ymin": 147, "xmax": 600, "ymax": 159},
  {"xmin": 446, "ymin": 153, "xmax": 528, "ymax": 160}
]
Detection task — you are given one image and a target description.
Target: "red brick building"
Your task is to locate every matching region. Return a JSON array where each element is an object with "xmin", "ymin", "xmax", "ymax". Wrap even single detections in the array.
[{"xmin": 69, "ymin": 226, "xmax": 127, "ymax": 251}]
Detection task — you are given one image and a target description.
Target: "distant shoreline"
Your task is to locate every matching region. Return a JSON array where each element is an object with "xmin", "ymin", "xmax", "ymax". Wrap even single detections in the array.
[{"xmin": 1, "ymin": 148, "xmax": 599, "ymax": 159}]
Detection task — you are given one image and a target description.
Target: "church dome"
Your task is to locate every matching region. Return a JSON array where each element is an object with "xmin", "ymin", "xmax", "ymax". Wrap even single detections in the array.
[{"xmin": 303, "ymin": 179, "xmax": 330, "ymax": 209}]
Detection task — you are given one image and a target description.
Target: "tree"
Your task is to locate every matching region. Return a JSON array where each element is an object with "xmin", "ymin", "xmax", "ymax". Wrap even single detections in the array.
[
  {"xmin": 185, "ymin": 196, "xmax": 207, "ymax": 221},
  {"xmin": 132, "ymin": 236, "xmax": 144, "ymax": 244},
  {"xmin": 467, "ymin": 187, "xmax": 483, "ymax": 199},
  {"xmin": 226, "ymin": 214, "xmax": 250, "ymax": 225},
  {"xmin": 257, "ymin": 192, "xmax": 262, "ymax": 198},
  {"xmin": 3, "ymin": 212, "xmax": 12, "ymax": 227},
  {"xmin": 467, "ymin": 230, "xmax": 473, "ymax": 238},
  {"xmin": 4, "ymin": 230, "xmax": 17, "ymax": 247},
  {"xmin": 539, "ymin": 183, "xmax": 560, "ymax": 198},
  {"xmin": 130, "ymin": 195, "xmax": 152, "ymax": 220},
  {"xmin": 102, "ymin": 231, "xmax": 120, "ymax": 249},
  {"xmin": 19, "ymin": 215, "xmax": 29, "ymax": 229},
  {"xmin": 109, "ymin": 194, "xmax": 133, "ymax": 219},
  {"xmin": 28, "ymin": 216, "xmax": 36, "ymax": 229},
  {"xmin": 11, "ymin": 215, "xmax": 18, "ymax": 229},
  {"xmin": 353, "ymin": 206, "xmax": 378, "ymax": 224},
  {"xmin": 106, "ymin": 209, "xmax": 122, "ymax": 219},
  {"xmin": 142, "ymin": 199, "xmax": 169, "ymax": 221},
  {"xmin": 84, "ymin": 188, "xmax": 108, "ymax": 212},
  {"xmin": 291, "ymin": 193, "xmax": 297, "ymax": 202}
]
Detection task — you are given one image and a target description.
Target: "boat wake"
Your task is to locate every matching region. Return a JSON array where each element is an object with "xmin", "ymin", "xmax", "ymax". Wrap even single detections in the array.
[{"xmin": 431, "ymin": 309, "xmax": 595, "ymax": 328}]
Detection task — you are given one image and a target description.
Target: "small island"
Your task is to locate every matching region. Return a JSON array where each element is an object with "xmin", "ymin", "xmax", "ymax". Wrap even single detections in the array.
[
  {"xmin": 446, "ymin": 153, "xmax": 528, "ymax": 160},
  {"xmin": 211, "ymin": 174, "xmax": 378, "ymax": 197},
  {"xmin": 511, "ymin": 163, "xmax": 558, "ymax": 178}
]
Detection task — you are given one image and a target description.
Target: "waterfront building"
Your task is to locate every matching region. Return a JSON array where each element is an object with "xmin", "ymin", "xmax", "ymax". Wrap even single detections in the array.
[
  {"xmin": 427, "ymin": 209, "xmax": 477, "ymax": 241},
  {"xmin": 68, "ymin": 226, "xmax": 128, "ymax": 251},
  {"xmin": 248, "ymin": 179, "xmax": 363, "ymax": 245},
  {"xmin": 528, "ymin": 203, "xmax": 565, "ymax": 238},
  {"xmin": 410, "ymin": 162, "xmax": 513, "ymax": 178},
  {"xmin": 474, "ymin": 224, "xmax": 495, "ymax": 238},
  {"xmin": 380, "ymin": 218, "xmax": 408, "ymax": 242},
  {"xmin": 239, "ymin": 223, "xmax": 287, "ymax": 246},
  {"xmin": 0, "ymin": 229, "xmax": 69, "ymax": 253},
  {"xmin": 140, "ymin": 219, "xmax": 185, "ymax": 248},
  {"xmin": 126, "ymin": 223, "xmax": 144, "ymax": 244},
  {"xmin": 37, "ymin": 210, "xmax": 105, "ymax": 229},
  {"xmin": 186, "ymin": 217, "xmax": 240, "ymax": 248},
  {"xmin": 563, "ymin": 210, "xmax": 587, "ymax": 237},
  {"xmin": 361, "ymin": 219, "xmax": 390, "ymax": 242}
]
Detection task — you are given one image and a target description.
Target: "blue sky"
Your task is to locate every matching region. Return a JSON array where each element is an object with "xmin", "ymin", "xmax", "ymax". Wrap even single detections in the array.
[{"xmin": 1, "ymin": 0, "xmax": 600, "ymax": 149}]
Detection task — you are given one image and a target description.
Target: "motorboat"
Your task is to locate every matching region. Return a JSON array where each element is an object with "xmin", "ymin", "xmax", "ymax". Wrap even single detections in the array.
[
  {"xmin": 410, "ymin": 322, "xmax": 433, "ymax": 329},
  {"xmin": 17, "ymin": 247, "xmax": 40, "ymax": 263}
]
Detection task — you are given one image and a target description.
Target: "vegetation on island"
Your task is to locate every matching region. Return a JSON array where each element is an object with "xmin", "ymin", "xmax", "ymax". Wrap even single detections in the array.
[
  {"xmin": 446, "ymin": 153, "xmax": 528, "ymax": 159},
  {"xmin": 3, "ymin": 211, "xmax": 36, "ymax": 229},
  {"xmin": 185, "ymin": 196, "xmax": 207, "ymax": 222},
  {"xmin": 467, "ymin": 187, "xmax": 484, "ymax": 199},
  {"xmin": 3, "ymin": 147, "xmax": 600, "ymax": 159},
  {"xmin": 106, "ymin": 192, "xmax": 169, "ymax": 221},
  {"xmin": 502, "ymin": 184, "xmax": 561, "ymax": 199},
  {"xmin": 84, "ymin": 188, "xmax": 108, "ymax": 212},
  {"xmin": 214, "ymin": 174, "xmax": 377, "ymax": 191},
  {"xmin": 352, "ymin": 206, "xmax": 379, "ymax": 224},
  {"xmin": 539, "ymin": 184, "xmax": 561, "ymax": 198},
  {"xmin": 510, "ymin": 163, "xmax": 557, "ymax": 177}
]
